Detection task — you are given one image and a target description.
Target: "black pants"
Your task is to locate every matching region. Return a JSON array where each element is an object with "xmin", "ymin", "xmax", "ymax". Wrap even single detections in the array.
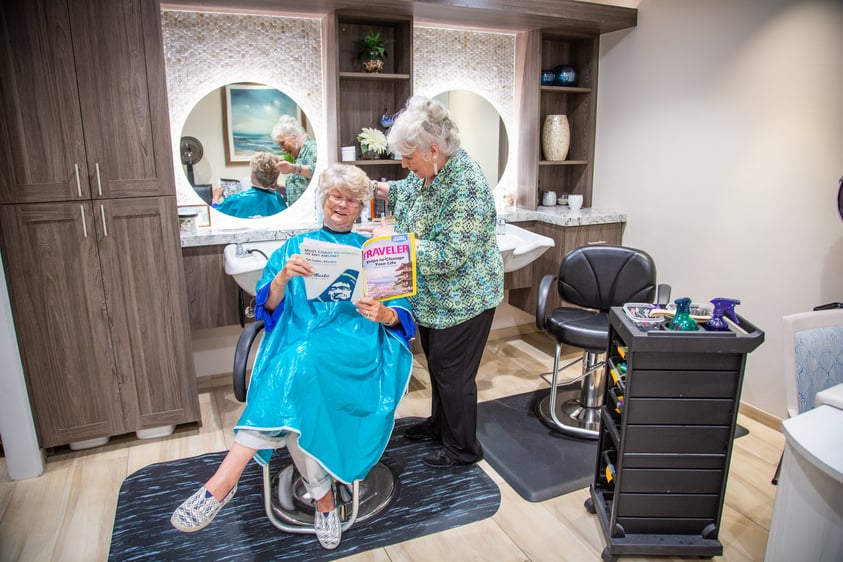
[{"xmin": 418, "ymin": 307, "xmax": 495, "ymax": 463}]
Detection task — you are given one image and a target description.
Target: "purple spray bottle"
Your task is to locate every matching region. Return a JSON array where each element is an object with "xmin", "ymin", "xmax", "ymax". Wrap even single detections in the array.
[{"xmin": 704, "ymin": 298, "xmax": 741, "ymax": 331}]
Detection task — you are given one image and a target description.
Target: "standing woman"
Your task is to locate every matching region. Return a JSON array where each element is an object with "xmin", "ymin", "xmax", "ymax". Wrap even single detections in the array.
[
  {"xmin": 272, "ymin": 114, "xmax": 317, "ymax": 206},
  {"xmin": 364, "ymin": 95, "xmax": 504, "ymax": 468}
]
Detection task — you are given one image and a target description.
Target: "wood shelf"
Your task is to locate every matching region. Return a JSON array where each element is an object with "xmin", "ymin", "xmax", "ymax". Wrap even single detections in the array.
[
  {"xmin": 339, "ymin": 72, "xmax": 411, "ymax": 80},
  {"xmin": 539, "ymin": 160, "xmax": 588, "ymax": 166},
  {"xmin": 540, "ymin": 85, "xmax": 591, "ymax": 94},
  {"xmin": 351, "ymin": 159, "xmax": 403, "ymax": 166}
]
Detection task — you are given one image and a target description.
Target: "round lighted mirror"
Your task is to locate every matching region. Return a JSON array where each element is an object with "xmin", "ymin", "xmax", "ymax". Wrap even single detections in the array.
[
  {"xmin": 180, "ymin": 83, "xmax": 316, "ymax": 219},
  {"xmin": 433, "ymin": 90, "xmax": 508, "ymax": 186}
]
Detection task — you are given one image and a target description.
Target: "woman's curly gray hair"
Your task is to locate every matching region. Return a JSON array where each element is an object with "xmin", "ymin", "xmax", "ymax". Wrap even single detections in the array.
[
  {"xmin": 271, "ymin": 114, "xmax": 307, "ymax": 143},
  {"xmin": 250, "ymin": 152, "xmax": 280, "ymax": 188},
  {"xmin": 387, "ymin": 95, "xmax": 461, "ymax": 157},
  {"xmin": 316, "ymin": 163, "xmax": 373, "ymax": 206}
]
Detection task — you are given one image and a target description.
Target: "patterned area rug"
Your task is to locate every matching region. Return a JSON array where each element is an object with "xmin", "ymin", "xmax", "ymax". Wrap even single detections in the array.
[{"xmin": 109, "ymin": 417, "xmax": 500, "ymax": 561}]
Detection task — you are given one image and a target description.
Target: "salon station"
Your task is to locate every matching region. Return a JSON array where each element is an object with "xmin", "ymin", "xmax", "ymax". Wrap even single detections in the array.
[{"xmin": 1, "ymin": 0, "xmax": 842, "ymax": 561}]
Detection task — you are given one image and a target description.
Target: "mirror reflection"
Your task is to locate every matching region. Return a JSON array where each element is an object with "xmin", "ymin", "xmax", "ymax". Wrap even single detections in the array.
[
  {"xmin": 180, "ymin": 83, "xmax": 316, "ymax": 219},
  {"xmin": 433, "ymin": 90, "xmax": 508, "ymax": 186}
]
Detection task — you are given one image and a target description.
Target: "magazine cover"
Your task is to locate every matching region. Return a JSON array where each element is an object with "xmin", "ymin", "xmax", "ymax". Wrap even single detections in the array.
[
  {"xmin": 300, "ymin": 238, "xmax": 363, "ymax": 302},
  {"xmin": 299, "ymin": 234, "xmax": 417, "ymax": 302},
  {"xmin": 361, "ymin": 233, "xmax": 417, "ymax": 301}
]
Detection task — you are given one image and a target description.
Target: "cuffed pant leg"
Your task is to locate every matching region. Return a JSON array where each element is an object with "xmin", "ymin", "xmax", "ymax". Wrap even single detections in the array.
[{"xmin": 286, "ymin": 433, "xmax": 333, "ymax": 500}]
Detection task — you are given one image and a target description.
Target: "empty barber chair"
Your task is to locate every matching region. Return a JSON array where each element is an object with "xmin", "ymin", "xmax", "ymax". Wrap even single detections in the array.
[
  {"xmin": 232, "ymin": 320, "xmax": 399, "ymax": 533},
  {"xmin": 535, "ymin": 245, "xmax": 669, "ymax": 439}
]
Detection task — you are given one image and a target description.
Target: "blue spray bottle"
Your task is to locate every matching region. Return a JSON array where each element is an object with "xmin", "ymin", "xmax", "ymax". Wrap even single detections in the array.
[
  {"xmin": 704, "ymin": 298, "xmax": 741, "ymax": 331},
  {"xmin": 668, "ymin": 297, "xmax": 699, "ymax": 331}
]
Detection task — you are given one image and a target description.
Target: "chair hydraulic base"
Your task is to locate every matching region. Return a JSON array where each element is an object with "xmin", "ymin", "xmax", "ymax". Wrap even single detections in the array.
[
  {"xmin": 536, "ymin": 380, "xmax": 601, "ymax": 439},
  {"xmin": 264, "ymin": 461, "xmax": 398, "ymax": 533},
  {"xmin": 536, "ymin": 346, "xmax": 606, "ymax": 440}
]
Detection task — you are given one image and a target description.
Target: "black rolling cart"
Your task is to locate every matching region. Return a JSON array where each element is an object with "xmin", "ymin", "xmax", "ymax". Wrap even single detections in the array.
[{"xmin": 585, "ymin": 307, "xmax": 764, "ymax": 561}]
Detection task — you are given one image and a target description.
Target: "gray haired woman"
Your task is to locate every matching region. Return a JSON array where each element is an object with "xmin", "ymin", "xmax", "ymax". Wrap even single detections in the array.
[
  {"xmin": 363, "ymin": 95, "xmax": 504, "ymax": 468},
  {"xmin": 271, "ymin": 114, "xmax": 317, "ymax": 205}
]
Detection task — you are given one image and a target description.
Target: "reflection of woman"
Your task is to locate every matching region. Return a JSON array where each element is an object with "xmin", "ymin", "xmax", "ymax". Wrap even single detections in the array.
[
  {"xmin": 272, "ymin": 114, "xmax": 317, "ymax": 206},
  {"xmin": 212, "ymin": 152, "xmax": 287, "ymax": 218},
  {"xmin": 363, "ymin": 96, "xmax": 504, "ymax": 469},
  {"xmin": 171, "ymin": 163, "xmax": 415, "ymax": 551}
]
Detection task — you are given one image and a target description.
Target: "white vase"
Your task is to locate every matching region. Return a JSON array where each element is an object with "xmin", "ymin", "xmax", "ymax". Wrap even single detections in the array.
[{"xmin": 542, "ymin": 114, "xmax": 570, "ymax": 161}]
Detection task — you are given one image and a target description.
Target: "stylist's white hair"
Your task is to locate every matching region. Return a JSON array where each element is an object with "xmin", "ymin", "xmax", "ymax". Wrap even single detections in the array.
[{"xmin": 387, "ymin": 96, "xmax": 461, "ymax": 158}]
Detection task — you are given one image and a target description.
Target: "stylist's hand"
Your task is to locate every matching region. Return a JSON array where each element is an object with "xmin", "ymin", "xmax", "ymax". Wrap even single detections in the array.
[
  {"xmin": 355, "ymin": 296, "xmax": 391, "ymax": 323},
  {"xmin": 275, "ymin": 161, "xmax": 297, "ymax": 175},
  {"xmin": 356, "ymin": 217, "xmax": 395, "ymax": 239}
]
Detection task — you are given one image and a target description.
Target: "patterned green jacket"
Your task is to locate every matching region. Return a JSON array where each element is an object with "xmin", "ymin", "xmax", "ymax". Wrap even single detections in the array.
[
  {"xmin": 285, "ymin": 136, "xmax": 317, "ymax": 205},
  {"xmin": 387, "ymin": 148, "xmax": 503, "ymax": 329}
]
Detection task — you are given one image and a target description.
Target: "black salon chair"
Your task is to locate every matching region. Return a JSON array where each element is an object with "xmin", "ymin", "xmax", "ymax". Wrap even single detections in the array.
[
  {"xmin": 535, "ymin": 245, "xmax": 670, "ymax": 439},
  {"xmin": 232, "ymin": 320, "xmax": 398, "ymax": 533}
]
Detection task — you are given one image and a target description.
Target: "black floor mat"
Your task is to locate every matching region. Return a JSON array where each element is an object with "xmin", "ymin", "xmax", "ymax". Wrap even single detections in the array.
[
  {"xmin": 110, "ymin": 417, "xmax": 500, "ymax": 561},
  {"xmin": 478, "ymin": 388, "xmax": 597, "ymax": 503}
]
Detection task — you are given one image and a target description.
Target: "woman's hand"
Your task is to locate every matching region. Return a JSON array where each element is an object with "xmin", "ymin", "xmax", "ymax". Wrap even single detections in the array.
[
  {"xmin": 275, "ymin": 161, "xmax": 297, "ymax": 175},
  {"xmin": 356, "ymin": 217, "xmax": 395, "ymax": 239},
  {"xmin": 266, "ymin": 254, "xmax": 312, "ymax": 310},
  {"xmin": 356, "ymin": 297, "xmax": 399, "ymax": 326}
]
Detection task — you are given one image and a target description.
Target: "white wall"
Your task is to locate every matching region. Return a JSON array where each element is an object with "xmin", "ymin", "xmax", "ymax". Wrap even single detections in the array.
[{"xmin": 593, "ymin": 0, "xmax": 843, "ymax": 418}]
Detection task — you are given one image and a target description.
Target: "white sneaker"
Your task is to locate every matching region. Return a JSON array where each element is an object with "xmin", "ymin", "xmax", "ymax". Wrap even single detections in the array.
[
  {"xmin": 314, "ymin": 509, "xmax": 341, "ymax": 550},
  {"xmin": 170, "ymin": 485, "xmax": 237, "ymax": 532}
]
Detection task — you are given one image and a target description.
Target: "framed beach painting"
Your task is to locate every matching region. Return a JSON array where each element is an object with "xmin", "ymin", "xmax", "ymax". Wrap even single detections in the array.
[{"xmin": 222, "ymin": 84, "xmax": 301, "ymax": 165}]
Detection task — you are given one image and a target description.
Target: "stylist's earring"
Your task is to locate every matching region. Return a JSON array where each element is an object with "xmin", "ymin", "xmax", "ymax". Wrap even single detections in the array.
[{"xmin": 433, "ymin": 158, "xmax": 438, "ymax": 176}]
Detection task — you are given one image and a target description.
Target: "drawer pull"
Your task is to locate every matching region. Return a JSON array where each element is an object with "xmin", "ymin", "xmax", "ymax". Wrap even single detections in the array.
[
  {"xmin": 100, "ymin": 204, "xmax": 108, "ymax": 237},
  {"xmin": 587, "ymin": 240, "xmax": 607, "ymax": 245},
  {"xmin": 74, "ymin": 163, "xmax": 82, "ymax": 197},
  {"xmin": 95, "ymin": 163, "xmax": 103, "ymax": 196},
  {"xmin": 80, "ymin": 205, "xmax": 88, "ymax": 238}
]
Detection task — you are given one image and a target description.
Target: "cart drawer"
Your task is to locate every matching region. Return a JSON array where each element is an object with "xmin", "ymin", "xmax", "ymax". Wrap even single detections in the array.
[
  {"xmin": 623, "ymin": 426, "xmax": 730, "ymax": 454},
  {"xmin": 627, "ymin": 369, "xmax": 739, "ymax": 398},
  {"xmin": 618, "ymin": 468, "xmax": 723, "ymax": 494},
  {"xmin": 616, "ymin": 493, "xmax": 720, "ymax": 518},
  {"xmin": 630, "ymin": 351, "xmax": 743, "ymax": 371},
  {"xmin": 615, "ymin": 516, "xmax": 718, "ymax": 537},
  {"xmin": 625, "ymin": 398, "xmax": 734, "ymax": 425},
  {"xmin": 621, "ymin": 452, "xmax": 726, "ymax": 470}
]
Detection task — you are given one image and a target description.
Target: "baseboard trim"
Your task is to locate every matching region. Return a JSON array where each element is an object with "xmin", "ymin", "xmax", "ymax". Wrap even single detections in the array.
[{"xmin": 739, "ymin": 401, "xmax": 782, "ymax": 432}]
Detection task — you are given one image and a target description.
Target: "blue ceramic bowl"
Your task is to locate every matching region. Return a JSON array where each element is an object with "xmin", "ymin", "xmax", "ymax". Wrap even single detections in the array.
[
  {"xmin": 552, "ymin": 65, "xmax": 578, "ymax": 87},
  {"xmin": 540, "ymin": 69, "xmax": 556, "ymax": 86}
]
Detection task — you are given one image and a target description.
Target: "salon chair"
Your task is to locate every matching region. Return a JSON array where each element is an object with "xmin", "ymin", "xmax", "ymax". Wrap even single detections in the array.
[
  {"xmin": 232, "ymin": 320, "xmax": 398, "ymax": 533},
  {"xmin": 535, "ymin": 245, "xmax": 670, "ymax": 439}
]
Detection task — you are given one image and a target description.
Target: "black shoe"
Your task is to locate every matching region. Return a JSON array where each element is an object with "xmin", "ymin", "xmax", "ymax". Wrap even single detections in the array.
[
  {"xmin": 403, "ymin": 422, "xmax": 435, "ymax": 441},
  {"xmin": 422, "ymin": 449, "xmax": 459, "ymax": 468}
]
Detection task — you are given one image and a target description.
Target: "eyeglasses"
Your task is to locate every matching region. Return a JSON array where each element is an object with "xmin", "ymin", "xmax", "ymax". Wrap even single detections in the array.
[{"xmin": 327, "ymin": 191, "xmax": 361, "ymax": 208}]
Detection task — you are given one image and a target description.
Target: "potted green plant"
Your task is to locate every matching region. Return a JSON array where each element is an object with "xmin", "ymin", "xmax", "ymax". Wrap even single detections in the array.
[{"xmin": 357, "ymin": 31, "xmax": 389, "ymax": 73}]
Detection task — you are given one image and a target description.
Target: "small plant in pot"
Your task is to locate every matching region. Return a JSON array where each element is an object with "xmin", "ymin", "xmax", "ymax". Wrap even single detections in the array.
[{"xmin": 358, "ymin": 31, "xmax": 389, "ymax": 73}]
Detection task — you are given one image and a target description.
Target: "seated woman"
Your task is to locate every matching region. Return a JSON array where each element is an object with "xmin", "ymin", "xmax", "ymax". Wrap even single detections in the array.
[
  {"xmin": 171, "ymin": 163, "xmax": 416, "ymax": 550},
  {"xmin": 212, "ymin": 152, "xmax": 288, "ymax": 218}
]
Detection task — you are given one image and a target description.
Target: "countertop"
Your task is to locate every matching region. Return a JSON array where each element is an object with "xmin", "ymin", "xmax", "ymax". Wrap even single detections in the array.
[{"xmin": 180, "ymin": 206, "xmax": 627, "ymax": 248}]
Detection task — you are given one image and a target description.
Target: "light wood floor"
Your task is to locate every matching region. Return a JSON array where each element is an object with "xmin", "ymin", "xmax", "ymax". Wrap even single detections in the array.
[{"xmin": 0, "ymin": 328, "xmax": 784, "ymax": 561}]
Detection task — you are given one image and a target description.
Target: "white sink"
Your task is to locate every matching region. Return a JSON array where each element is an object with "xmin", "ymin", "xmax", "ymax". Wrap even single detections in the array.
[
  {"xmin": 224, "ymin": 224, "xmax": 554, "ymax": 296},
  {"xmin": 497, "ymin": 223, "xmax": 555, "ymax": 273},
  {"xmin": 223, "ymin": 240, "xmax": 285, "ymax": 296}
]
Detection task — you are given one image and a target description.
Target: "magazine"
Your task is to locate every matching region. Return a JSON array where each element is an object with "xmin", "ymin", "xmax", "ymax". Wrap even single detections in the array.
[{"xmin": 299, "ymin": 234, "xmax": 417, "ymax": 302}]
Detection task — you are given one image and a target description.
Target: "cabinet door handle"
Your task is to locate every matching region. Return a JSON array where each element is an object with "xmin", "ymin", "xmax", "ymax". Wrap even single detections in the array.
[
  {"xmin": 74, "ymin": 163, "xmax": 82, "ymax": 197},
  {"xmin": 587, "ymin": 240, "xmax": 607, "ymax": 245},
  {"xmin": 100, "ymin": 204, "xmax": 108, "ymax": 237},
  {"xmin": 80, "ymin": 205, "xmax": 88, "ymax": 238},
  {"xmin": 95, "ymin": 162, "xmax": 103, "ymax": 196}
]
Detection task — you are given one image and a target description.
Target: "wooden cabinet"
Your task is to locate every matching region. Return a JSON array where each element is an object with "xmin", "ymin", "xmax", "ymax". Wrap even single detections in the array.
[
  {"xmin": 0, "ymin": 0, "xmax": 199, "ymax": 449},
  {"xmin": 0, "ymin": 0, "xmax": 175, "ymax": 204},
  {"xmin": 332, "ymin": 13, "xmax": 412, "ymax": 184},
  {"xmin": 508, "ymin": 221, "xmax": 624, "ymax": 314},
  {"xmin": 587, "ymin": 309, "xmax": 764, "ymax": 561},
  {"xmin": 182, "ymin": 245, "xmax": 242, "ymax": 330}
]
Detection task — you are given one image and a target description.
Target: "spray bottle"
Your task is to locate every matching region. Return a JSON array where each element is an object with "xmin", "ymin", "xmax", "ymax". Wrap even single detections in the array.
[
  {"xmin": 704, "ymin": 298, "xmax": 741, "ymax": 331},
  {"xmin": 668, "ymin": 297, "xmax": 699, "ymax": 331}
]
